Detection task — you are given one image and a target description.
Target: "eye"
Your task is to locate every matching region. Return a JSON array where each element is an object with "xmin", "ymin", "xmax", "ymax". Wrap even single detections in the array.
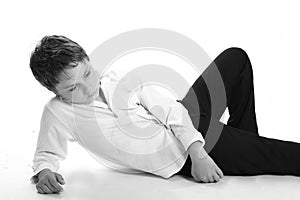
[
  {"xmin": 85, "ymin": 69, "xmax": 91, "ymax": 77},
  {"xmin": 69, "ymin": 86, "xmax": 76, "ymax": 92}
]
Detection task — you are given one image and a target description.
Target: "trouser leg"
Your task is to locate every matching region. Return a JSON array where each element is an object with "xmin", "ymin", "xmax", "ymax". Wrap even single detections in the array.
[
  {"xmin": 208, "ymin": 122, "xmax": 300, "ymax": 176},
  {"xmin": 177, "ymin": 47, "xmax": 259, "ymax": 136},
  {"xmin": 176, "ymin": 47, "xmax": 300, "ymax": 177},
  {"xmin": 222, "ymin": 48, "xmax": 259, "ymax": 134},
  {"xmin": 178, "ymin": 121, "xmax": 300, "ymax": 177}
]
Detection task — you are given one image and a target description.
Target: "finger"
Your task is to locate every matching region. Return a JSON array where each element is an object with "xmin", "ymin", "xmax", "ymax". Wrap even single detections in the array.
[
  {"xmin": 55, "ymin": 173, "xmax": 65, "ymax": 185},
  {"xmin": 36, "ymin": 185, "xmax": 44, "ymax": 194},
  {"xmin": 216, "ymin": 167, "xmax": 224, "ymax": 178},
  {"xmin": 40, "ymin": 183, "xmax": 52, "ymax": 194},
  {"xmin": 194, "ymin": 178, "xmax": 202, "ymax": 183},
  {"xmin": 49, "ymin": 177, "xmax": 63, "ymax": 192},
  {"xmin": 194, "ymin": 177, "xmax": 201, "ymax": 183},
  {"xmin": 208, "ymin": 176, "xmax": 214, "ymax": 183},
  {"xmin": 30, "ymin": 175, "xmax": 39, "ymax": 184},
  {"xmin": 46, "ymin": 179, "xmax": 59, "ymax": 193},
  {"xmin": 201, "ymin": 177, "xmax": 209, "ymax": 183},
  {"xmin": 213, "ymin": 173, "xmax": 220, "ymax": 182},
  {"xmin": 191, "ymin": 174, "xmax": 201, "ymax": 183}
]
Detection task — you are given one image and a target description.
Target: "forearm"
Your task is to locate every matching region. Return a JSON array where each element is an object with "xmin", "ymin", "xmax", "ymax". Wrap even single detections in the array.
[{"xmin": 187, "ymin": 141, "xmax": 208, "ymax": 160}]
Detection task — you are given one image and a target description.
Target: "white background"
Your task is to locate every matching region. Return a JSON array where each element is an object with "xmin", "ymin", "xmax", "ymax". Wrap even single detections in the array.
[{"xmin": 0, "ymin": 0, "xmax": 300, "ymax": 194}]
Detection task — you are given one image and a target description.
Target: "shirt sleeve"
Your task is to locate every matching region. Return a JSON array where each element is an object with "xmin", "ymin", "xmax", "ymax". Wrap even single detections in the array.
[
  {"xmin": 135, "ymin": 79, "xmax": 206, "ymax": 152},
  {"xmin": 31, "ymin": 105, "xmax": 75, "ymax": 176}
]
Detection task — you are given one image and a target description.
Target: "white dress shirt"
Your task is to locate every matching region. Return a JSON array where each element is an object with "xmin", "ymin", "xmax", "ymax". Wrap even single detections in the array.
[{"xmin": 31, "ymin": 70, "xmax": 206, "ymax": 179}]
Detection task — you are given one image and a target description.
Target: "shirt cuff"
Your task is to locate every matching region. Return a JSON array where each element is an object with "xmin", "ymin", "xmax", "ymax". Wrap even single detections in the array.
[
  {"xmin": 32, "ymin": 163, "xmax": 57, "ymax": 176},
  {"xmin": 179, "ymin": 128, "xmax": 205, "ymax": 151}
]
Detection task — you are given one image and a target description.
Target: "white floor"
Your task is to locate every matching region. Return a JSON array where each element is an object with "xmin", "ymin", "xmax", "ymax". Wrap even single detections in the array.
[
  {"xmin": 2, "ymin": 110, "xmax": 300, "ymax": 200},
  {"xmin": 3, "ymin": 159, "xmax": 300, "ymax": 200}
]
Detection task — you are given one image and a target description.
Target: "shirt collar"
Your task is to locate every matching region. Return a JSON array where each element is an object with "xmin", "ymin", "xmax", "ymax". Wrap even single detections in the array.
[{"xmin": 92, "ymin": 78, "xmax": 110, "ymax": 109}]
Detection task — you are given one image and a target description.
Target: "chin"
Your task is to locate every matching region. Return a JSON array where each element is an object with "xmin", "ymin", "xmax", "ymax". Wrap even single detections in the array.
[{"xmin": 86, "ymin": 98, "xmax": 95, "ymax": 104}]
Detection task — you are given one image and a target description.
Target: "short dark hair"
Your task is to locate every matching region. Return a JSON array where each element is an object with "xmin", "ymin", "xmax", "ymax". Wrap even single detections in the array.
[{"xmin": 29, "ymin": 35, "xmax": 89, "ymax": 93}]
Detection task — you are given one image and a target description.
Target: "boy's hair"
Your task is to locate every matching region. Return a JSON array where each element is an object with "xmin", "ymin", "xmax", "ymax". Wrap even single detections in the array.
[{"xmin": 29, "ymin": 35, "xmax": 89, "ymax": 93}]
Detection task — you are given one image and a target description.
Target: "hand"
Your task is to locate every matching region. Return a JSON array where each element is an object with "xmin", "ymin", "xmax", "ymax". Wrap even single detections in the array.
[
  {"xmin": 31, "ymin": 168, "xmax": 65, "ymax": 194},
  {"xmin": 191, "ymin": 154, "xmax": 224, "ymax": 183}
]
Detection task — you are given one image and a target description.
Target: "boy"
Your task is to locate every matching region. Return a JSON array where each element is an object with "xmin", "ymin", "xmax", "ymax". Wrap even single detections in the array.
[{"xmin": 29, "ymin": 35, "xmax": 223, "ymax": 194}]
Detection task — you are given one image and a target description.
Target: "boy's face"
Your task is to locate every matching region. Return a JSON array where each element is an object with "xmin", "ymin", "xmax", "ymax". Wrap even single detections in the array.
[{"xmin": 55, "ymin": 59, "xmax": 101, "ymax": 105}]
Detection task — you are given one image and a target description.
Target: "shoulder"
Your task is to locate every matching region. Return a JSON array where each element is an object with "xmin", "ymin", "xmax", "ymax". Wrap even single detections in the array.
[
  {"xmin": 99, "ymin": 70, "xmax": 142, "ymax": 98},
  {"xmin": 45, "ymin": 96, "xmax": 74, "ymax": 116},
  {"xmin": 47, "ymin": 96, "xmax": 68, "ymax": 110},
  {"xmin": 41, "ymin": 96, "xmax": 73, "ymax": 128},
  {"xmin": 40, "ymin": 96, "xmax": 67, "ymax": 123},
  {"xmin": 40, "ymin": 97, "xmax": 75, "ymax": 141}
]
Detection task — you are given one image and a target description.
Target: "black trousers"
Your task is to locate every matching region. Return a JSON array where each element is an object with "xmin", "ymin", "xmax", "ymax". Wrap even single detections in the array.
[{"xmin": 176, "ymin": 47, "xmax": 300, "ymax": 177}]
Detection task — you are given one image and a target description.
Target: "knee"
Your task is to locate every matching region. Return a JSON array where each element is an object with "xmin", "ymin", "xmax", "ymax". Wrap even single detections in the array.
[
  {"xmin": 218, "ymin": 47, "xmax": 250, "ymax": 70},
  {"xmin": 223, "ymin": 47, "xmax": 249, "ymax": 61}
]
